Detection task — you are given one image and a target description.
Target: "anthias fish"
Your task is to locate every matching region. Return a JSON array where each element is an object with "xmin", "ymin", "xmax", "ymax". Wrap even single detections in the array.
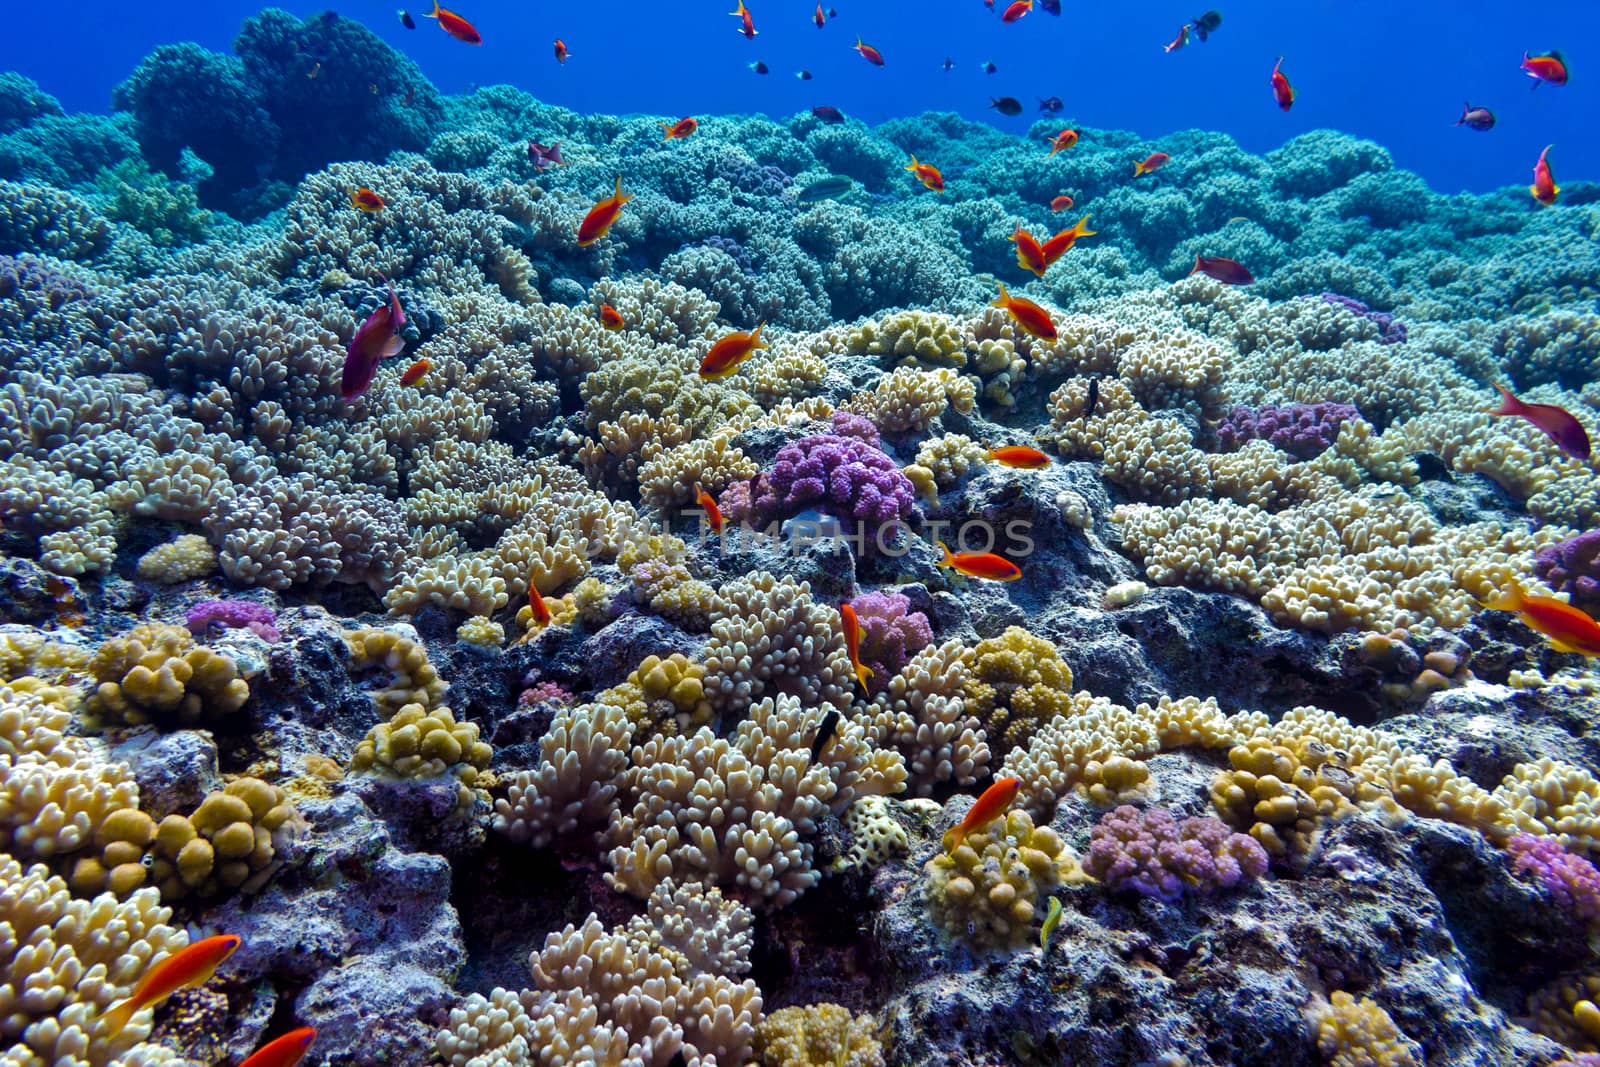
[
  {"xmin": 1522, "ymin": 49, "xmax": 1569, "ymax": 87},
  {"xmin": 1481, "ymin": 583, "xmax": 1600, "ymax": 657},
  {"xmin": 699, "ymin": 321, "xmax": 768, "ymax": 378},
  {"xmin": 399, "ymin": 358, "xmax": 431, "ymax": 386},
  {"xmin": 1047, "ymin": 128, "xmax": 1078, "ymax": 155},
  {"xmin": 1000, "ymin": 0, "xmax": 1032, "ymax": 23},
  {"xmin": 905, "ymin": 155, "xmax": 944, "ymax": 192},
  {"xmin": 528, "ymin": 141, "xmax": 565, "ymax": 172},
  {"xmin": 239, "ymin": 1029, "xmax": 317, "ymax": 1067},
  {"xmin": 1039, "ymin": 214, "xmax": 1096, "ymax": 265},
  {"xmin": 854, "ymin": 36, "xmax": 884, "ymax": 66},
  {"xmin": 811, "ymin": 105, "xmax": 844, "ymax": 123},
  {"xmin": 599, "ymin": 304, "xmax": 625, "ymax": 330},
  {"xmin": 814, "ymin": 3, "xmax": 827, "ymax": 28},
  {"xmin": 1191, "ymin": 255, "xmax": 1254, "ymax": 285},
  {"xmin": 943, "ymin": 777, "xmax": 1022, "ymax": 851},
  {"xmin": 987, "ymin": 445, "xmax": 1051, "ymax": 468},
  {"xmin": 694, "ymin": 482, "xmax": 724, "ymax": 533},
  {"xmin": 1530, "ymin": 144, "xmax": 1559, "ymax": 206},
  {"xmin": 937, "ymin": 539, "xmax": 1024, "ymax": 581},
  {"xmin": 351, "ymin": 187, "xmax": 384, "ymax": 213},
  {"xmin": 731, "ymin": 0, "xmax": 757, "ymax": 39},
  {"xmin": 662, "ymin": 117, "xmax": 698, "ymax": 141},
  {"xmin": 840, "ymin": 602, "xmax": 874, "ymax": 692},
  {"xmin": 424, "ymin": 0, "xmax": 481, "ymax": 45},
  {"xmin": 577, "ymin": 177, "xmax": 632, "ymax": 246},
  {"xmin": 1455, "ymin": 102, "xmax": 1495, "ymax": 131},
  {"xmin": 1488, "ymin": 384, "xmax": 1589, "ymax": 461},
  {"xmin": 553, "ymin": 39, "xmax": 571, "ymax": 64},
  {"xmin": 342, "ymin": 284, "xmax": 406, "ymax": 402},
  {"xmin": 1134, "ymin": 151, "xmax": 1171, "ymax": 177},
  {"xmin": 1049, "ymin": 194, "xmax": 1075, "ymax": 212},
  {"xmin": 1164, "ymin": 24, "xmax": 1189, "ymax": 52},
  {"xmin": 1271, "ymin": 57, "xmax": 1296, "ymax": 111},
  {"xmin": 97, "ymin": 934, "xmax": 241, "ymax": 1036},
  {"xmin": 991, "ymin": 282, "xmax": 1056, "ymax": 340},
  {"xmin": 1012, "ymin": 225, "xmax": 1048, "ymax": 277},
  {"xmin": 527, "ymin": 576, "xmax": 551, "ymax": 626}
]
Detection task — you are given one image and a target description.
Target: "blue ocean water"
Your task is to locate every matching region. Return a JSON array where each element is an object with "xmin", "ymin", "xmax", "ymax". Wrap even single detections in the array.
[{"xmin": 6, "ymin": 0, "xmax": 1591, "ymax": 195}]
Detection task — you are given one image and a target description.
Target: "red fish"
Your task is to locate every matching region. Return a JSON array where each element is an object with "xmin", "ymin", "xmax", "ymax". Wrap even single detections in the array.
[
  {"xmin": 424, "ymin": 0, "xmax": 481, "ymax": 44},
  {"xmin": 351, "ymin": 187, "xmax": 384, "ymax": 213},
  {"xmin": 1000, "ymin": 0, "xmax": 1032, "ymax": 22},
  {"xmin": 937, "ymin": 539, "xmax": 1023, "ymax": 581},
  {"xmin": 695, "ymin": 482, "xmax": 724, "ymax": 533},
  {"xmin": 1481, "ymin": 582, "xmax": 1600, "ymax": 657},
  {"xmin": 1133, "ymin": 151, "xmax": 1170, "ymax": 177},
  {"xmin": 699, "ymin": 322, "xmax": 768, "ymax": 379},
  {"xmin": 943, "ymin": 777, "xmax": 1022, "ymax": 851},
  {"xmin": 814, "ymin": 2, "xmax": 826, "ymax": 28},
  {"xmin": 599, "ymin": 304, "xmax": 625, "ymax": 331},
  {"xmin": 987, "ymin": 445, "xmax": 1050, "ymax": 469},
  {"xmin": 342, "ymin": 284, "xmax": 406, "ymax": 403},
  {"xmin": 854, "ymin": 35, "xmax": 885, "ymax": 66},
  {"xmin": 1047, "ymin": 128, "xmax": 1078, "ymax": 155},
  {"xmin": 905, "ymin": 155, "xmax": 944, "ymax": 191},
  {"xmin": 662, "ymin": 117, "xmax": 698, "ymax": 141},
  {"xmin": 839, "ymin": 602, "xmax": 873, "ymax": 692},
  {"xmin": 399, "ymin": 358, "xmax": 431, "ymax": 386},
  {"xmin": 1011, "ymin": 225, "xmax": 1047, "ymax": 277},
  {"xmin": 577, "ymin": 177, "xmax": 632, "ymax": 247},
  {"xmin": 1190, "ymin": 255, "xmax": 1254, "ymax": 285},
  {"xmin": 1163, "ymin": 24, "xmax": 1189, "ymax": 52},
  {"xmin": 239, "ymin": 1029, "xmax": 317, "ymax": 1067},
  {"xmin": 528, "ymin": 577, "xmax": 551, "ymax": 627},
  {"xmin": 731, "ymin": 0, "xmax": 757, "ymax": 39},
  {"xmin": 1522, "ymin": 49, "xmax": 1569, "ymax": 87},
  {"xmin": 1270, "ymin": 57, "xmax": 1296, "ymax": 111},
  {"xmin": 554, "ymin": 39, "xmax": 570, "ymax": 64},
  {"xmin": 97, "ymin": 934, "xmax": 241, "ymax": 1036},
  {"xmin": 1530, "ymin": 144, "xmax": 1559, "ymax": 206},
  {"xmin": 812, "ymin": 106, "xmax": 845, "ymax": 124},
  {"xmin": 1488, "ymin": 384, "xmax": 1589, "ymax": 461},
  {"xmin": 1049, "ymin": 194, "xmax": 1075, "ymax": 212},
  {"xmin": 1039, "ymin": 214, "xmax": 1095, "ymax": 266},
  {"xmin": 991, "ymin": 282, "xmax": 1055, "ymax": 340}
]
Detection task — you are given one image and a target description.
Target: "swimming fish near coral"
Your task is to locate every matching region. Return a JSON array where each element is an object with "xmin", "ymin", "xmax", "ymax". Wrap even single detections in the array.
[
  {"xmin": 854, "ymin": 35, "xmax": 885, "ymax": 66},
  {"xmin": 342, "ymin": 283, "xmax": 406, "ymax": 403},
  {"xmin": 1040, "ymin": 895, "xmax": 1063, "ymax": 950},
  {"xmin": 1270, "ymin": 57, "xmax": 1296, "ymax": 111},
  {"xmin": 97, "ymin": 934, "xmax": 242, "ymax": 1036},
  {"xmin": 796, "ymin": 175, "xmax": 854, "ymax": 202},
  {"xmin": 1521, "ymin": 49, "xmax": 1569, "ymax": 87},
  {"xmin": 397, "ymin": 9, "xmax": 415, "ymax": 29},
  {"xmin": 1047, "ymin": 128, "xmax": 1078, "ymax": 155},
  {"xmin": 991, "ymin": 281, "xmax": 1056, "ymax": 340},
  {"xmin": 814, "ymin": 2, "xmax": 827, "ymax": 28},
  {"xmin": 527, "ymin": 141, "xmax": 565, "ymax": 172},
  {"xmin": 811, "ymin": 105, "xmax": 843, "ymax": 122},
  {"xmin": 1190, "ymin": 255, "xmax": 1254, "ymax": 285},
  {"xmin": 810, "ymin": 708, "xmax": 841, "ymax": 762},
  {"xmin": 527, "ymin": 575, "xmax": 552, "ymax": 626},
  {"xmin": 1084, "ymin": 376, "xmax": 1099, "ymax": 418},
  {"xmin": 350, "ymin": 187, "xmax": 384, "ymax": 213},
  {"xmin": 943, "ymin": 776, "xmax": 1022, "ymax": 851},
  {"xmin": 1530, "ymin": 144, "xmax": 1559, "ymax": 206},
  {"xmin": 699, "ymin": 321, "xmax": 768, "ymax": 379},
  {"xmin": 1000, "ymin": 0, "xmax": 1032, "ymax": 23},
  {"xmin": 731, "ymin": 0, "xmax": 757, "ymax": 39},
  {"xmin": 694, "ymin": 482, "xmax": 724, "ymax": 533},
  {"xmin": 399, "ymin": 358, "xmax": 431, "ymax": 386},
  {"xmin": 577, "ymin": 176, "xmax": 632, "ymax": 247},
  {"xmin": 1133, "ymin": 151, "xmax": 1171, "ymax": 177},
  {"xmin": 599, "ymin": 304, "xmax": 625, "ymax": 330},
  {"xmin": 1039, "ymin": 96, "xmax": 1064, "ymax": 113},
  {"xmin": 1163, "ymin": 24, "xmax": 1189, "ymax": 52},
  {"xmin": 905, "ymin": 155, "xmax": 944, "ymax": 191},
  {"xmin": 840, "ymin": 602, "xmax": 874, "ymax": 692},
  {"xmin": 1480, "ymin": 582, "xmax": 1600, "ymax": 657},
  {"xmin": 987, "ymin": 445, "xmax": 1051, "ymax": 469},
  {"xmin": 1011, "ymin": 225, "xmax": 1048, "ymax": 276},
  {"xmin": 937, "ymin": 540, "xmax": 1024, "ymax": 582},
  {"xmin": 424, "ymin": 0, "xmax": 482, "ymax": 45},
  {"xmin": 989, "ymin": 96, "xmax": 1024, "ymax": 116},
  {"xmin": 662, "ymin": 117, "xmax": 698, "ymax": 141},
  {"xmin": 239, "ymin": 1028, "xmax": 317, "ymax": 1067},
  {"xmin": 1049, "ymin": 194, "xmax": 1075, "ymax": 212},
  {"xmin": 1455, "ymin": 102, "xmax": 1495, "ymax": 131},
  {"xmin": 1039, "ymin": 214, "xmax": 1096, "ymax": 266},
  {"xmin": 1488, "ymin": 384, "xmax": 1589, "ymax": 461}
]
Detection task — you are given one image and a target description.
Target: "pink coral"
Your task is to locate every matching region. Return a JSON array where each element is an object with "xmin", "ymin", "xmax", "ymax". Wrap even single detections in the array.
[
  {"xmin": 1506, "ymin": 832, "xmax": 1600, "ymax": 924},
  {"xmin": 847, "ymin": 590, "xmax": 932, "ymax": 684},
  {"xmin": 1085, "ymin": 805, "xmax": 1268, "ymax": 903}
]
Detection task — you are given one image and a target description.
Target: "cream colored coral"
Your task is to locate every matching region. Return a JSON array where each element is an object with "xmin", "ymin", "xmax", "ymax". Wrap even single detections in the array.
[
  {"xmin": 850, "ymin": 308, "xmax": 965, "ymax": 369},
  {"xmin": 848, "ymin": 367, "xmax": 977, "ymax": 434},
  {"xmin": 914, "ymin": 434, "xmax": 989, "ymax": 489},
  {"xmin": 493, "ymin": 699, "xmax": 636, "ymax": 849},
  {"xmin": 456, "ymin": 616, "xmax": 504, "ymax": 647},
  {"xmin": 701, "ymin": 572, "xmax": 855, "ymax": 715},
  {"xmin": 924, "ymin": 808, "xmax": 1079, "ymax": 952},
  {"xmin": 383, "ymin": 553, "xmax": 509, "ymax": 617},
  {"xmin": 344, "ymin": 627, "xmax": 448, "ymax": 713},
  {"xmin": 865, "ymin": 639, "xmax": 989, "ymax": 795},
  {"xmin": 1001, "ymin": 691, "xmax": 1158, "ymax": 810},
  {"xmin": 134, "ymin": 535, "xmax": 217, "ymax": 583},
  {"xmin": 637, "ymin": 433, "xmax": 758, "ymax": 510},
  {"xmin": 1307, "ymin": 992, "xmax": 1418, "ymax": 1067},
  {"xmin": 758, "ymin": 1003, "xmax": 885, "ymax": 1067},
  {"xmin": 840, "ymin": 795, "xmax": 910, "ymax": 870},
  {"xmin": 83, "ymin": 624, "xmax": 251, "ymax": 729}
]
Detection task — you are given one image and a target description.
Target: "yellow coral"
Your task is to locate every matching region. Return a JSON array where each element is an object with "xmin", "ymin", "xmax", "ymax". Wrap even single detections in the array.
[
  {"xmin": 145, "ymin": 777, "xmax": 305, "ymax": 901},
  {"xmin": 758, "ymin": 1003, "xmax": 886, "ymax": 1067},
  {"xmin": 628, "ymin": 653, "xmax": 713, "ymax": 730},
  {"xmin": 135, "ymin": 534, "xmax": 218, "ymax": 583},
  {"xmin": 83, "ymin": 624, "xmax": 250, "ymax": 729},
  {"xmin": 344, "ymin": 627, "xmax": 448, "ymax": 714},
  {"xmin": 924, "ymin": 808, "xmax": 1080, "ymax": 952},
  {"xmin": 1308, "ymin": 991, "xmax": 1418, "ymax": 1067},
  {"xmin": 962, "ymin": 626, "xmax": 1075, "ymax": 757}
]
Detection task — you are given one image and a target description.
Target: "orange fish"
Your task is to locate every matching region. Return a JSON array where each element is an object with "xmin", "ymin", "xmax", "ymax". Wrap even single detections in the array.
[
  {"xmin": 528, "ymin": 577, "xmax": 551, "ymax": 627},
  {"xmin": 990, "ymin": 282, "xmax": 1056, "ymax": 340},
  {"xmin": 662, "ymin": 117, "xmax": 698, "ymax": 141},
  {"xmin": 905, "ymin": 155, "xmax": 944, "ymax": 192},
  {"xmin": 351, "ymin": 187, "xmax": 384, "ymax": 213},
  {"xmin": 599, "ymin": 304, "xmax": 625, "ymax": 331},
  {"xmin": 1000, "ymin": 0, "xmax": 1032, "ymax": 23},
  {"xmin": 730, "ymin": 0, "xmax": 757, "ymax": 39},
  {"xmin": 1011, "ymin": 225, "xmax": 1048, "ymax": 277},
  {"xmin": 698, "ymin": 321, "xmax": 768, "ymax": 379},
  {"xmin": 943, "ymin": 777, "xmax": 1022, "ymax": 851},
  {"xmin": 1133, "ymin": 151, "xmax": 1170, "ymax": 177},
  {"xmin": 1521, "ymin": 49, "xmax": 1569, "ymax": 88},
  {"xmin": 97, "ymin": 934, "xmax": 241, "ymax": 1036},
  {"xmin": 1530, "ymin": 144, "xmax": 1559, "ymax": 206},
  {"xmin": 695, "ymin": 482, "xmax": 725, "ymax": 534},
  {"xmin": 987, "ymin": 445, "xmax": 1050, "ymax": 469},
  {"xmin": 240, "ymin": 1029, "xmax": 317, "ymax": 1067},
  {"xmin": 814, "ymin": 2, "xmax": 827, "ymax": 28},
  {"xmin": 1047, "ymin": 128, "xmax": 1078, "ymax": 155},
  {"xmin": 1039, "ymin": 214, "xmax": 1096, "ymax": 266},
  {"xmin": 424, "ymin": 0, "xmax": 482, "ymax": 44},
  {"xmin": 839, "ymin": 602, "xmax": 874, "ymax": 693},
  {"xmin": 855, "ymin": 35, "xmax": 885, "ymax": 66},
  {"xmin": 1270, "ymin": 57, "xmax": 1296, "ymax": 111},
  {"xmin": 1488, "ymin": 384, "xmax": 1590, "ymax": 461},
  {"xmin": 577, "ymin": 176, "xmax": 632, "ymax": 247},
  {"xmin": 554, "ymin": 39, "xmax": 571, "ymax": 64},
  {"xmin": 399, "ymin": 358, "xmax": 431, "ymax": 387},
  {"xmin": 1481, "ymin": 583, "xmax": 1600, "ymax": 657},
  {"xmin": 937, "ymin": 540, "xmax": 1023, "ymax": 582},
  {"xmin": 1049, "ymin": 194, "xmax": 1075, "ymax": 212}
]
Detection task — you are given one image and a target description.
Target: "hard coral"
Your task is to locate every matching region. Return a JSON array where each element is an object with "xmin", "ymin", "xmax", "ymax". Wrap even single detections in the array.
[
  {"xmin": 83, "ymin": 623, "xmax": 252, "ymax": 730},
  {"xmin": 144, "ymin": 777, "xmax": 304, "ymax": 901},
  {"xmin": 753, "ymin": 432, "xmax": 916, "ymax": 530},
  {"xmin": 758, "ymin": 1003, "xmax": 885, "ymax": 1067},
  {"xmin": 846, "ymin": 590, "xmax": 933, "ymax": 685},
  {"xmin": 1506, "ymin": 833, "xmax": 1600, "ymax": 924},
  {"xmin": 1535, "ymin": 529, "xmax": 1600, "ymax": 614},
  {"xmin": 1215, "ymin": 402, "xmax": 1363, "ymax": 461},
  {"xmin": 1084, "ymin": 804, "xmax": 1268, "ymax": 903},
  {"xmin": 924, "ymin": 807, "xmax": 1080, "ymax": 953},
  {"xmin": 1307, "ymin": 991, "xmax": 1419, "ymax": 1067}
]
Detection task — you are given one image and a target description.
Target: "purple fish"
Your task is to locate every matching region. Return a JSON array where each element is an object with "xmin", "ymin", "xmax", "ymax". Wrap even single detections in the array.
[
  {"xmin": 341, "ymin": 284, "xmax": 405, "ymax": 404},
  {"xmin": 1454, "ymin": 102, "xmax": 1495, "ymax": 131},
  {"xmin": 527, "ymin": 141, "xmax": 565, "ymax": 173},
  {"xmin": 1491, "ymin": 384, "xmax": 1591, "ymax": 462}
]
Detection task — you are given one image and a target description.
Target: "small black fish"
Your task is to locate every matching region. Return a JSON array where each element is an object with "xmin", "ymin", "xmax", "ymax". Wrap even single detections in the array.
[
  {"xmin": 989, "ymin": 96, "xmax": 1023, "ymax": 116},
  {"xmin": 397, "ymin": 8, "xmax": 415, "ymax": 29},
  {"xmin": 980, "ymin": 60, "xmax": 998, "ymax": 74},
  {"xmin": 941, "ymin": 56, "xmax": 956, "ymax": 72},
  {"xmin": 810, "ymin": 709, "xmax": 841, "ymax": 762},
  {"xmin": 796, "ymin": 69, "xmax": 814, "ymax": 80},
  {"xmin": 812, "ymin": 105, "xmax": 845, "ymax": 123},
  {"xmin": 1084, "ymin": 377, "xmax": 1099, "ymax": 419},
  {"xmin": 1039, "ymin": 96, "xmax": 1064, "ymax": 113},
  {"xmin": 1191, "ymin": 9, "xmax": 1222, "ymax": 42},
  {"xmin": 750, "ymin": 60, "xmax": 769, "ymax": 74},
  {"xmin": 1038, "ymin": 0, "xmax": 1060, "ymax": 12},
  {"xmin": 828, "ymin": 7, "xmax": 838, "ymax": 15}
]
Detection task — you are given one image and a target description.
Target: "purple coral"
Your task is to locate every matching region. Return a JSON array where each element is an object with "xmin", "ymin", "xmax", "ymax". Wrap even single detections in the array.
[
  {"xmin": 1085, "ymin": 805, "xmax": 1268, "ymax": 903},
  {"xmin": 1506, "ymin": 833, "xmax": 1600, "ymax": 924},
  {"xmin": 1319, "ymin": 292, "xmax": 1408, "ymax": 346},
  {"xmin": 1534, "ymin": 530, "xmax": 1600, "ymax": 614},
  {"xmin": 693, "ymin": 234, "xmax": 756, "ymax": 274},
  {"xmin": 1216, "ymin": 402, "xmax": 1362, "ymax": 460},
  {"xmin": 185, "ymin": 599, "xmax": 280, "ymax": 642},
  {"xmin": 753, "ymin": 431, "xmax": 914, "ymax": 528},
  {"xmin": 847, "ymin": 590, "xmax": 933, "ymax": 684},
  {"xmin": 826, "ymin": 410, "xmax": 881, "ymax": 448},
  {"xmin": 518, "ymin": 680, "xmax": 574, "ymax": 708}
]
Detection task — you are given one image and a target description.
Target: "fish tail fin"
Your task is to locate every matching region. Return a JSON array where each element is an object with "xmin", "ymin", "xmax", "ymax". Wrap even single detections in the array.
[
  {"xmin": 936, "ymin": 540, "xmax": 955, "ymax": 568},
  {"xmin": 905, "ymin": 155, "xmax": 918, "ymax": 172},
  {"xmin": 381, "ymin": 335, "xmax": 405, "ymax": 359},
  {"xmin": 95, "ymin": 997, "xmax": 136, "ymax": 1037},
  {"xmin": 1073, "ymin": 213, "xmax": 1096, "ymax": 237},
  {"xmin": 941, "ymin": 825, "xmax": 966, "ymax": 853},
  {"xmin": 992, "ymin": 282, "xmax": 1010, "ymax": 307},
  {"xmin": 613, "ymin": 175, "xmax": 624, "ymax": 200},
  {"xmin": 1190, "ymin": 256, "xmax": 1203, "ymax": 275},
  {"xmin": 1487, "ymin": 384, "xmax": 1522, "ymax": 416},
  {"xmin": 426, "ymin": 0, "xmax": 441, "ymax": 17},
  {"xmin": 855, "ymin": 662, "xmax": 874, "ymax": 692},
  {"xmin": 751, "ymin": 320, "xmax": 768, "ymax": 348},
  {"xmin": 1133, "ymin": 161, "xmax": 1146, "ymax": 176},
  {"xmin": 1477, "ymin": 580, "xmax": 1526, "ymax": 613}
]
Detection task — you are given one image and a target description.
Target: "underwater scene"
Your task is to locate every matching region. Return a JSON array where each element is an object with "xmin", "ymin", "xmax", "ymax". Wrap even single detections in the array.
[{"xmin": 3, "ymin": 0, "xmax": 1600, "ymax": 1065}]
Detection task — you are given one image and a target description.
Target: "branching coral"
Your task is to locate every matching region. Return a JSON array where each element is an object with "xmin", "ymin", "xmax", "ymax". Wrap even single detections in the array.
[
  {"xmin": 83, "ymin": 624, "xmax": 252, "ymax": 730},
  {"xmin": 1083, "ymin": 804, "xmax": 1268, "ymax": 902}
]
